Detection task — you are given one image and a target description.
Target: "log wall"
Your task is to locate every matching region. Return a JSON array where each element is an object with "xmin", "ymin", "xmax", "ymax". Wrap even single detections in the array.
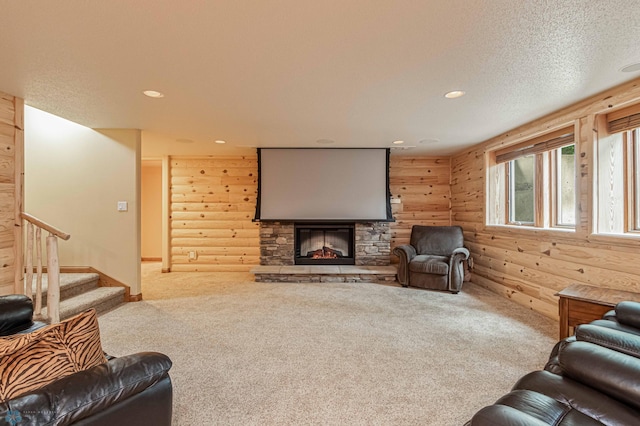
[
  {"xmin": 0, "ymin": 92, "xmax": 22, "ymax": 295},
  {"xmin": 168, "ymin": 154, "xmax": 451, "ymax": 271},
  {"xmin": 389, "ymin": 156, "xmax": 452, "ymax": 256},
  {"xmin": 170, "ymin": 156, "xmax": 260, "ymax": 272},
  {"xmin": 451, "ymin": 77, "xmax": 640, "ymax": 319}
]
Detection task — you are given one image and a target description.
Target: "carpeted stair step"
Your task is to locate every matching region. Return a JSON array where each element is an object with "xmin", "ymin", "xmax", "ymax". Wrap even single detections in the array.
[
  {"xmin": 31, "ymin": 273, "xmax": 101, "ymax": 305},
  {"xmin": 41, "ymin": 286, "xmax": 126, "ymax": 321}
]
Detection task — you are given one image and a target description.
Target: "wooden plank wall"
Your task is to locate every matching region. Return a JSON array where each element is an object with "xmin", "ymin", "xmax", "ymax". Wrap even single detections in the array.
[
  {"xmin": 170, "ymin": 156, "xmax": 260, "ymax": 272},
  {"xmin": 168, "ymin": 154, "xmax": 451, "ymax": 271},
  {"xmin": 0, "ymin": 92, "xmax": 21, "ymax": 295},
  {"xmin": 451, "ymin": 77, "xmax": 640, "ymax": 319},
  {"xmin": 389, "ymin": 156, "xmax": 451, "ymax": 254}
]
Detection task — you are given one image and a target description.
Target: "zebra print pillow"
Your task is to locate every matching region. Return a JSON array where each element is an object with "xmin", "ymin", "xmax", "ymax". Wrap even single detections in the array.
[{"xmin": 0, "ymin": 308, "xmax": 107, "ymax": 401}]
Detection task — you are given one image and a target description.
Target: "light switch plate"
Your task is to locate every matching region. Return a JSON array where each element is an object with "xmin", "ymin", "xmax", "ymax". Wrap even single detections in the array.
[{"xmin": 117, "ymin": 201, "xmax": 128, "ymax": 212}]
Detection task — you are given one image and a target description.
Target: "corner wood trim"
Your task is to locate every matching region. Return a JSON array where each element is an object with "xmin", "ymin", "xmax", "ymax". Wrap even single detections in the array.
[{"xmin": 58, "ymin": 266, "xmax": 139, "ymax": 302}]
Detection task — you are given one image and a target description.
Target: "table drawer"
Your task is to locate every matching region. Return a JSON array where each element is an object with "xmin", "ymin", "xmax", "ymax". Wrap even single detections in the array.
[{"xmin": 567, "ymin": 299, "xmax": 612, "ymax": 325}]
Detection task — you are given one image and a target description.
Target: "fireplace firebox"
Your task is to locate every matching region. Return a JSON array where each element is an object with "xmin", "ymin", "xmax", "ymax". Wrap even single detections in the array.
[{"xmin": 294, "ymin": 223, "xmax": 355, "ymax": 265}]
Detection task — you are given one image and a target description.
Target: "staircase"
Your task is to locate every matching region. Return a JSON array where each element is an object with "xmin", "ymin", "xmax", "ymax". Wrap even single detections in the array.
[{"xmin": 33, "ymin": 273, "xmax": 126, "ymax": 321}]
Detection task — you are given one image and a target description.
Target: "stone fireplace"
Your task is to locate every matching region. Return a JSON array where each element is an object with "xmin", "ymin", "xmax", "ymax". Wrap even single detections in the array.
[
  {"xmin": 294, "ymin": 222, "xmax": 355, "ymax": 265},
  {"xmin": 259, "ymin": 221, "xmax": 391, "ymax": 266}
]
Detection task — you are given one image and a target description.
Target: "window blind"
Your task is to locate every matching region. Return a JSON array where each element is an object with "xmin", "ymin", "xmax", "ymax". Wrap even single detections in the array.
[
  {"xmin": 607, "ymin": 103, "xmax": 640, "ymax": 134},
  {"xmin": 494, "ymin": 127, "xmax": 574, "ymax": 164}
]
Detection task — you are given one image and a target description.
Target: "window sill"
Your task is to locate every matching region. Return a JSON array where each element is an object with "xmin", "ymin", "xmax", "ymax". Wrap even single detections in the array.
[{"xmin": 486, "ymin": 224, "xmax": 576, "ymax": 234}]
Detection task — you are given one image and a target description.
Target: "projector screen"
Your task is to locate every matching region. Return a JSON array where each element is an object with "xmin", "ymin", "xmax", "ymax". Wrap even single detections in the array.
[{"xmin": 255, "ymin": 148, "xmax": 393, "ymax": 221}]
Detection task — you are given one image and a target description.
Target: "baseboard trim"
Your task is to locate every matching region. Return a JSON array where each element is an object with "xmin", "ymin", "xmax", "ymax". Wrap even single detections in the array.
[
  {"xmin": 129, "ymin": 293, "xmax": 143, "ymax": 302},
  {"xmin": 141, "ymin": 257, "xmax": 162, "ymax": 261}
]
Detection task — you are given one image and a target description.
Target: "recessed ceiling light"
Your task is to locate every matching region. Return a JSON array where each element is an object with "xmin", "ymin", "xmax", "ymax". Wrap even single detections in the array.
[
  {"xmin": 316, "ymin": 139, "xmax": 335, "ymax": 145},
  {"xmin": 620, "ymin": 62, "xmax": 640, "ymax": 73},
  {"xmin": 393, "ymin": 140, "xmax": 404, "ymax": 144},
  {"xmin": 214, "ymin": 140, "xmax": 226, "ymax": 144},
  {"xmin": 143, "ymin": 90, "xmax": 165, "ymax": 98},
  {"xmin": 444, "ymin": 90, "xmax": 465, "ymax": 99}
]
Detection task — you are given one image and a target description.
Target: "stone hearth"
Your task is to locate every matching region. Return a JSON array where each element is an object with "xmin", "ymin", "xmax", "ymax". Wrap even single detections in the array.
[
  {"xmin": 251, "ymin": 265, "xmax": 397, "ymax": 284},
  {"xmin": 253, "ymin": 221, "xmax": 396, "ymax": 283}
]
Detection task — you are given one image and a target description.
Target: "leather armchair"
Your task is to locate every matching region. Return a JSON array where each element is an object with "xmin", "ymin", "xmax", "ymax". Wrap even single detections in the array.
[
  {"xmin": 469, "ymin": 341, "xmax": 640, "ymax": 425},
  {"xmin": 0, "ymin": 294, "xmax": 47, "ymax": 336},
  {"xmin": 468, "ymin": 301, "xmax": 640, "ymax": 425},
  {"xmin": 0, "ymin": 295, "xmax": 173, "ymax": 425},
  {"xmin": 546, "ymin": 300, "xmax": 640, "ymax": 374},
  {"xmin": 393, "ymin": 225, "xmax": 469, "ymax": 293}
]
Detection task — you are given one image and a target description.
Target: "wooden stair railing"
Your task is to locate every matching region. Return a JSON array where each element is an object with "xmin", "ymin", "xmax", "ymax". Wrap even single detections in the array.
[{"xmin": 21, "ymin": 212, "xmax": 71, "ymax": 324}]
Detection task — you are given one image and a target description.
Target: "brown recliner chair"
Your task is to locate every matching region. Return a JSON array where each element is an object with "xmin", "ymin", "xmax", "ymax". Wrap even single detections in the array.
[{"xmin": 393, "ymin": 225, "xmax": 469, "ymax": 293}]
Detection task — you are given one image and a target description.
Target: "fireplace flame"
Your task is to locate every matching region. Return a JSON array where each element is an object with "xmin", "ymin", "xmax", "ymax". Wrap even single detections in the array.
[{"xmin": 308, "ymin": 246, "xmax": 343, "ymax": 259}]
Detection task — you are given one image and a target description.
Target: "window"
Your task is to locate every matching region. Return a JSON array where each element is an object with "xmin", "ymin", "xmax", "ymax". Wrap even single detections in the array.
[
  {"xmin": 488, "ymin": 126, "xmax": 576, "ymax": 229},
  {"xmin": 555, "ymin": 145, "xmax": 576, "ymax": 226},
  {"xmin": 508, "ymin": 155, "xmax": 535, "ymax": 224},
  {"xmin": 595, "ymin": 104, "xmax": 640, "ymax": 235}
]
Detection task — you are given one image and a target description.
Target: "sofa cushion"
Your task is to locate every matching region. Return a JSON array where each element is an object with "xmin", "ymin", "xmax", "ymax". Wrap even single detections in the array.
[
  {"xmin": 409, "ymin": 225, "xmax": 464, "ymax": 256},
  {"xmin": 576, "ymin": 323, "xmax": 640, "ymax": 359},
  {"xmin": 0, "ymin": 295, "xmax": 34, "ymax": 336},
  {"xmin": 512, "ymin": 370, "xmax": 640, "ymax": 425},
  {"xmin": 409, "ymin": 255, "xmax": 449, "ymax": 275},
  {"xmin": 0, "ymin": 309, "xmax": 107, "ymax": 401},
  {"xmin": 616, "ymin": 301, "xmax": 640, "ymax": 329}
]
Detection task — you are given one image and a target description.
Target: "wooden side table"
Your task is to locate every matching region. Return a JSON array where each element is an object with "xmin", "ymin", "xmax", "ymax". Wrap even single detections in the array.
[{"xmin": 557, "ymin": 284, "xmax": 640, "ymax": 340}]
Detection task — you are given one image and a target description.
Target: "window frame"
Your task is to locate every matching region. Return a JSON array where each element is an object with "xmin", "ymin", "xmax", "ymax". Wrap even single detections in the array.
[
  {"xmin": 628, "ymin": 129, "xmax": 640, "ymax": 233},
  {"xmin": 488, "ymin": 126, "xmax": 577, "ymax": 231},
  {"xmin": 552, "ymin": 144, "xmax": 577, "ymax": 228},
  {"xmin": 593, "ymin": 104, "xmax": 640, "ymax": 237},
  {"xmin": 506, "ymin": 154, "xmax": 536, "ymax": 226}
]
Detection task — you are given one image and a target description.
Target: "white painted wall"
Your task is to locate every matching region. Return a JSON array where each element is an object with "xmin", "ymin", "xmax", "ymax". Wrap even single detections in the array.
[
  {"xmin": 24, "ymin": 106, "xmax": 142, "ymax": 295},
  {"xmin": 141, "ymin": 162, "xmax": 162, "ymax": 259}
]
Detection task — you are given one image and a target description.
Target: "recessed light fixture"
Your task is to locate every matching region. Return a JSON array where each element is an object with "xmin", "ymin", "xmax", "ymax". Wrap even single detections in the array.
[
  {"xmin": 393, "ymin": 140, "xmax": 404, "ymax": 145},
  {"xmin": 316, "ymin": 139, "xmax": 335, "ymax": 145},
  {"xmin": 620, "ymin": 62, "xmax": 640, "ymax": 73},
  {"xmin": 143, "ymin": 90, "xmax": 165, "ymax": 98},
  {"xmin": 444, "ymin": 90, "xmax": 465, "ymax": 99},
  {"xmin": 214, "ymin": 140, "xmax": 226, "ymax": 144}
]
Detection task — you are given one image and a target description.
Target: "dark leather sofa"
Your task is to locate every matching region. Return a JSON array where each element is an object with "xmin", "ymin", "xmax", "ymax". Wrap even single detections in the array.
[
  {"xmin": 467, "ymin": 301, "xmax": 640, "ymax": 425},
  {"xmin": 0, "ymin": 295, "xmax": 173, "ymax": 426}
]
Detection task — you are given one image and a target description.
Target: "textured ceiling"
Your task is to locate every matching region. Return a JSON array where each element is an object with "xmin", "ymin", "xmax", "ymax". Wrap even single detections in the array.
[{"xmin": 2, "ymin": 0, "xmax": 640, "ymax": 156}]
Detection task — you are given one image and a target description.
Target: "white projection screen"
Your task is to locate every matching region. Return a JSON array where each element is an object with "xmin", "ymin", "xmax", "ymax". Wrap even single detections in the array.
[{"xmin": 256, "ymin": 148, "xmax": 392, "ymax": 221}]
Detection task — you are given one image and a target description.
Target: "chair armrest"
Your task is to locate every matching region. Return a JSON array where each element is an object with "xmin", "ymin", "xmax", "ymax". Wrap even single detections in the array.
[
  {"xmin": 544, "ymin": 336, "xmax": 576, "ymax": 374},
  {"xmin": 0, "ymin": 295, "xmax": 34, "ymax": 336},
  {"xmin": 615, "ymin": 301, "xmax": 640, "ymax": 330},
  {"xmin": 393, "ymin": 244, "xmax": 416, "ymax": 260},
  {"xmin": 447, "ymin": 247, "xmax": 471, "ymax": 292},
  {"xmin": 451, "ymin": 247, "xmax": 470, "ymax": 259},
  {"xmin": 0, "ymin": 352, "xmax": 173, "ymax": 425},
  {"xmin": 392, "ymin": 245, "xmax": 416, "ymax": 287}
]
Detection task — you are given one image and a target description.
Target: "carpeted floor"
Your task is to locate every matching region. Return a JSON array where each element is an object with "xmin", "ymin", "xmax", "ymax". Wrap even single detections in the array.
[{"xmin": 97, "ymin": 263, "xmax": 557, "ymax": 425}]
